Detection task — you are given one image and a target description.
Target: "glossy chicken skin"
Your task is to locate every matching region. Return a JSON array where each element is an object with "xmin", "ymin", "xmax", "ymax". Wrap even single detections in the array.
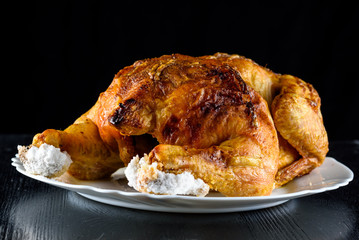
[
  {"xmin": 204, "ymin": 53, "xmax": 328, "ymax": 186},
  {"xmin": 271, "ymin": 75, "xmax": 328, "ymax": 186},
  {"xmin": 32, "ymin": 115, "xmax": 134, "ymax": 180},
  {"xmin": 108, "ymin": 58, "xmax": 279, "ymax": 196},
  {"xmin": 32, "ymin": 53, "xmax": 328, "ymax": 195}
]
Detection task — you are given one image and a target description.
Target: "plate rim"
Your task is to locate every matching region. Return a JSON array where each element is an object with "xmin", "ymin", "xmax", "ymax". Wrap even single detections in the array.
[
  {"xmin": 76, "ymin": 192, "xmax": 291, "ymax": 213},
  {"xmin": 11, "ymin": 156, "xmax": 354, "ymax": 203}
]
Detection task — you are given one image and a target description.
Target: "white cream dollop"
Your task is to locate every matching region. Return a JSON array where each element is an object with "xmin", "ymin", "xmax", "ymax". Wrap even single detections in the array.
[
  {"xmin": 124, "ymin": 155, "xmax": 209, "ymax": 197},
  {"xmin": 17, "ymin": 143, "xmax": 72, "ymax": 178}
]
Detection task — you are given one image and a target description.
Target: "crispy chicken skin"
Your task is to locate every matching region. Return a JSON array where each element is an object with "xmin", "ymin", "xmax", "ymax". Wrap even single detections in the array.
[
  {"xmin": 31, "ymin": 53, "xmax": 328, "ymax": 196},
  {"xmin": 32, "ymin": 115, "xmax": 134, "ymax": 180},
  {"xmin": 107, "ymin": 57, "xmax": 279, "ymax": 196},
  {"xmin": 208, "ymin": 53, "xmax": 328, "ymax": 186}
]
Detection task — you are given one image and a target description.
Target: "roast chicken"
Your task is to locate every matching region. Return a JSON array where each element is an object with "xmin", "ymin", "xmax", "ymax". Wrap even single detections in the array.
[{"xmin": 29, "ymin": 53, "xmax": 328, "ymax": 196}]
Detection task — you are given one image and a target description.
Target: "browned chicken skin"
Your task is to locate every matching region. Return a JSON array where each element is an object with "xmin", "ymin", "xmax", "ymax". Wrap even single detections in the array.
[{"xmin": 31, "ymin": 53, "xmax": 328, "ymax": 196}]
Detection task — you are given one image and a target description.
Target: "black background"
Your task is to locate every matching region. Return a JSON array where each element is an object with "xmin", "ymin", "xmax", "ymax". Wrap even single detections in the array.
[{"xmin": 4, "ymin": 1, "xmax": 359, "ymax": 140}]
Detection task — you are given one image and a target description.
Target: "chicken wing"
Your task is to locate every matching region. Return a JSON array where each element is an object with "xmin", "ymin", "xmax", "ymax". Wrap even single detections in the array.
[{"xmin": 271, "ymin": 75, "xmax": 328, "ymax": 186}]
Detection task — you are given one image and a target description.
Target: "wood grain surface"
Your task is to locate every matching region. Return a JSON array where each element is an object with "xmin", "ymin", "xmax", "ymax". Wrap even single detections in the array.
[{"xmin": 1, "ymin": 135, "xmax": 358, "ymax": 240}]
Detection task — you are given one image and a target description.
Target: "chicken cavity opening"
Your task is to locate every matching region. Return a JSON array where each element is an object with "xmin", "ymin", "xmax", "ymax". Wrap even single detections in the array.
[{"xmin": 133, "ymin": 134, "xmax": 159, "ymax": 156}]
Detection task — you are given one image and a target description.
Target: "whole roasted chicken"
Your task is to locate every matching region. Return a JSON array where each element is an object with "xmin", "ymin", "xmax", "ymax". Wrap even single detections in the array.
[{"xmin": 27, "ymin": 53, "xmax": 328, "ymax": 197}]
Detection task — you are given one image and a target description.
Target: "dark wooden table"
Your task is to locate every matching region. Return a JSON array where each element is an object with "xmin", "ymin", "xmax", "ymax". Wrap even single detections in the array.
[{"xmin": 1, "ymin": 134, "xmax": 358, "ymax": 240}]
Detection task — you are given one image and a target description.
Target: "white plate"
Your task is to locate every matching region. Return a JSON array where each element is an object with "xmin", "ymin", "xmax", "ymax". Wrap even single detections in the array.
[{"xmin": 11, "ymin": 157, "xmax": 353, "ymax": 213}]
